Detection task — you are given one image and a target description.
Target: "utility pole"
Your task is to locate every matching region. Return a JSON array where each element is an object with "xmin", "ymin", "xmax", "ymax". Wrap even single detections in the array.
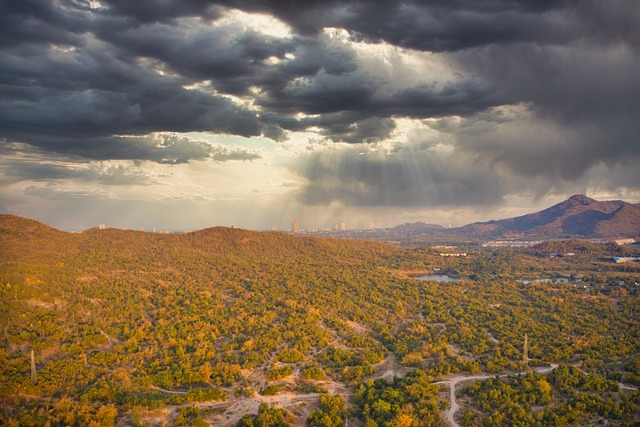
[
  {"xmin": 31, "ymin": 349, "xmax": 37, "ymax": 383},
  {"xmin": 523, "ymin": 333, "xmax": 529, "ymax": 367}
]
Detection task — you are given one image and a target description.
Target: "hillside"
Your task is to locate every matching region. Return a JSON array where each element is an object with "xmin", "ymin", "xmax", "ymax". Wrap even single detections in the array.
[
  {"xmin": 460, "ymin": 194, "xmax": 640, "ymax": 239},
  {"xmin": 0, "ymin": 214, "xmax": 81, "ymax": 261},
  {"xmin": 1, "ymin": 215, "xmax": 401, "ymax": 266},
  {"xmin": 391, "ymin": 222, "xmax": 445, "ymax": 233},
  {"xmin": 1, "ymin": 215, "xmax": 639, "ymax": 426}
]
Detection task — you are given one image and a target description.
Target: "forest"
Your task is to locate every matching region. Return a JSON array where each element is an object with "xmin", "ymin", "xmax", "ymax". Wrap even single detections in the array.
[{"xmin": 0, "ymin": 215, "xmax": 638, "ymax": 426}]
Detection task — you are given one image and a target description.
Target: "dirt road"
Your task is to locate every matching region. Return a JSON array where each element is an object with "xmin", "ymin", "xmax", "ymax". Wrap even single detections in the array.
[{"xmin": 436, "ymin": 364, "xmax": 558, "ymax": 427}]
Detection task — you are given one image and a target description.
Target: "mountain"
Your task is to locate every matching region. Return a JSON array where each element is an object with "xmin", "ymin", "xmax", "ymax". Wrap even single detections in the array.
[{"xmin": 461, "ymin": 194, "xmax": 640, "ymax": 239}]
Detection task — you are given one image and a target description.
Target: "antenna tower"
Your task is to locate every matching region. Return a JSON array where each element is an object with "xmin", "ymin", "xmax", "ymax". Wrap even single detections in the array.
[{"xmin": 31, "ymin": 349, "xmax": 37, "ymax": 383}]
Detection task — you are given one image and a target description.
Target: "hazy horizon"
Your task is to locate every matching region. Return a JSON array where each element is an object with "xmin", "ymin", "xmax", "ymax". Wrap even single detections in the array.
[
  {"xmin": 4, "ymin": 192, "xmax": 639, "ymax": 235},
  {"xmin": 2, "ymin": 1, "xmax": 639, "ymax": 232}
]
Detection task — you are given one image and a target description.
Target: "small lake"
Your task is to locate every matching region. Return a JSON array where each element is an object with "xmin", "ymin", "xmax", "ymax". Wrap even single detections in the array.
[{"xmin": 417, "ymin": 274, "xmax": 460, "ymax": 282}]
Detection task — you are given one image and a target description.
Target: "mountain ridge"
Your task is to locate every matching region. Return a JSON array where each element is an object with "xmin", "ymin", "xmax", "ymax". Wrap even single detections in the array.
[
  {"xmin": 459, "ymin": 194, "xmax": 640, "ymax": 239},
  {"xmin": 388, "ymin": 195, "xmax": 639, "ymax": 241},
  {"xmin": 2, "ymin": 193, "xmax": 639, "ymax": 247},
  {"xmin": 0, "ymin": 214, "xmax": 401, "ymax": 264}
]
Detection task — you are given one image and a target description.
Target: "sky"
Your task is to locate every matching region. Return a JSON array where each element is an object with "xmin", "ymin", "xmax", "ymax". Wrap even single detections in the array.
[{"xmin": 1, "ymin": 0, "xmax": 639, "ymax": 232}]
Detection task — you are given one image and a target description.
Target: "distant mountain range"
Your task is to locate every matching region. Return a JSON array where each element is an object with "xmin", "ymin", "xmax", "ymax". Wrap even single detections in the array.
[
  {"xmin": 395, "ymin": 195, "xmax": 640, "ymax": 240},
  {"xmin": 2, "ymin": 194, "xmax": 639, "ymax": 246}
]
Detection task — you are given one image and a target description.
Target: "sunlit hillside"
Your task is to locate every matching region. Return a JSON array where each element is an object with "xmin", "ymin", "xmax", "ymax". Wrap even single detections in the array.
[{"xmin": 1, "ymin": 215, "xmax": 639, "ymax": 426}]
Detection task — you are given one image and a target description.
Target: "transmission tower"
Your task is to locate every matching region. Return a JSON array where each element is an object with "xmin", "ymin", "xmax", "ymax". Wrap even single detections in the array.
[
  {"xmin": 523, "ymin": 333, "xmax": 529, "ymax": 366},
  {"xmin": 31, "ymin": 349, "xmax": 37, "ymax": 383}
]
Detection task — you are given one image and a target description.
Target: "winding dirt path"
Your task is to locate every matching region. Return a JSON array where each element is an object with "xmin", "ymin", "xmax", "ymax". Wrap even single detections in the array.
[
  {"xmin": 435, "ymin": 375, "xmax": 491, "ymax": 427},
  {"xmin": 619, "ymin": 383, "xmax": 638, "ymax": 391},
  {"xmin": 150, "ymin": 385, "xmax": 187, "ymax": 395},
  {"xmin": 436, "ymin": 364, "xmax": 558, "ymax": 427},
  {"xmin": 99, "ymin": 330, "xmax": 114, "ymax": 346}
]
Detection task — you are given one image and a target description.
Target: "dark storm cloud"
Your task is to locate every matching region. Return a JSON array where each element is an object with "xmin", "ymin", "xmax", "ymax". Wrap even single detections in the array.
[
  {"xmin": 293, "ymin": 143, "xmax": 505, "ymax": 207},
  {"xmin": 572, "ymin": 0, "xmax": 640, "ymax": 48},
  {"xmin": 446, "ymin": 39, "xmax": 640, "ymax": 180},
  {"xmin": 0, "ymin": 44, "xmax": 266, "ymax": 140},
  {"xmin": 0, "ymin": 1, "xmax": 87, "ymax": 48},
  {"xmin": 95, "ymin": 19, "xmax": 296, "ymax": 95},
  {"xmin": 292, "ymin": 132, "xmax": 640, "ymax": 210},
  {"xmin": 256, "ymin": 69, "xmax": 499, "ymax": 118},
  {"xmin": 0, "ymin": 134, "xmax": 260, "ymax": 170},
  {"xmin": 0, "ymin": 0, "xmax": 542, "ymax": 158},
  {"xmin": 211, "ymin": 0, "xmax": 570, "ymax": 50},
  {"xmin": 102, "ymin": 0, "xmax": 222, "ymax": 23},
  {"xmin": 1, "ymin": 0, "xmax": 639, "ymax": 207},
  {"xmin": 0, "ymin": 1, "xmax": 273, "ymax": 163},
  {"xmin": 315, "ymin": 115, "xmax": 396, "ymax": 144}
]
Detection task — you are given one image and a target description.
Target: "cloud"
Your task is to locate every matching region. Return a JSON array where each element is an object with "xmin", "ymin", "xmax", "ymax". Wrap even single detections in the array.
[
  {"xmin": 210, "ymin": 1, "xmax": 572, "ymax": 51},
  {"xmin": 158, "ymin": 192, "xmax": 210, "ymax": 201},
  {"xmin": 23, "ymin": 183, "xmax": 113, "ymax": 200},
  {"xmin": 2, "ymin": 159, "xmax": 155, "ymax": 186},
  {"xmin": 102, "ymin": 0, "xmax": 222, "ymax": 24},
  {"xmin": 0, "ymin": 134, "xmax": 261, "ymax": 189},
  {"xmin": 0, "ymin": 1, "xmax": 88, "ymax": 49},
  {"xmin": 291, "ymin": 120, "xmax": 640, "ymax": 210},
  {"xmin": 1, "ymin": 133, "xmax": 261, "ymax": 165},
  {"xmin": 292, "ymin": 141, "xmax": 505, "ymax": 208},
  {"xmin": 210, "ymin": 146, "xmax": 261, "ymax": 162},
  {"xmin": 95, "ymin": 15, "xmax": 296, "ymax": 95},
  {"xmin": 0, "ymin": 77, "xmax": 268, "ymax": 148},
  {"xmin": 0, "ymin": 6, "xmax": 276, "ymax": 161},
  {"xmin": 1, "ymin": 0, "xmax": 639, "ymax": 226},
  {"xmin": 444, "ymin": 41, "xmax": 640, "ymax": 182},
  {"xmin": 0, "ymin": 2, "xmax": 512, "ymax": 158}
]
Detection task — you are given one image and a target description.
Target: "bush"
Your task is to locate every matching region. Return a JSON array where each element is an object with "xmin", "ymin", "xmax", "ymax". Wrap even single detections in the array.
[{"xmin": 301, "ymin": 366, "xmax": 326, "ymax": 381}]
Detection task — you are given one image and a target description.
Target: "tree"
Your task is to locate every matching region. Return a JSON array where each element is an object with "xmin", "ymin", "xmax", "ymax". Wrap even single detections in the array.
[
  {"xmin": 237, "ymin": 403, "xmax": 290, "ymax": 427},
  {"xmin": 308, "ymin": 394, "xmax": 345, "ymax": 427}
]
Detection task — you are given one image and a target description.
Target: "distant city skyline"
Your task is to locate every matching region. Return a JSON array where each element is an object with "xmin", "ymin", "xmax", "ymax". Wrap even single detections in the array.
[{"xmin": 1, "ymin": 1, "xmax": 639, "ymax": 232}]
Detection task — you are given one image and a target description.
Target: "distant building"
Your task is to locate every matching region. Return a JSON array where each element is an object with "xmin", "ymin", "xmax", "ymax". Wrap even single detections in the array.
[
  {"xmin": 98, "ymin": 224, "xmax": 106, "ymax": 229},
  {"xmin": 292, "ymin": 219, "xmax": 299, "ymax": 233},
  {"xmin": 272, "ymin": 226, "xmax": 277, "ymax": 231},
  {"xmin": 341, "ymin": 222, "xmax": 346, "ymax": 231}
]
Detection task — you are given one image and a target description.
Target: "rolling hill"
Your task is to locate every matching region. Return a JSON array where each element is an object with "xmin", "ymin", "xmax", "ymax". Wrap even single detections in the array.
[
  {"xmin": 1, "ymin": 214, "xmax": 639, "ymax": 426},
  {"xmin": 391, "ymin": 222, "xmax": 445, "ymax": 233},
  {"xmin": 459, "ymin": 194, "xmax": 640, "ymax": 239}
]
